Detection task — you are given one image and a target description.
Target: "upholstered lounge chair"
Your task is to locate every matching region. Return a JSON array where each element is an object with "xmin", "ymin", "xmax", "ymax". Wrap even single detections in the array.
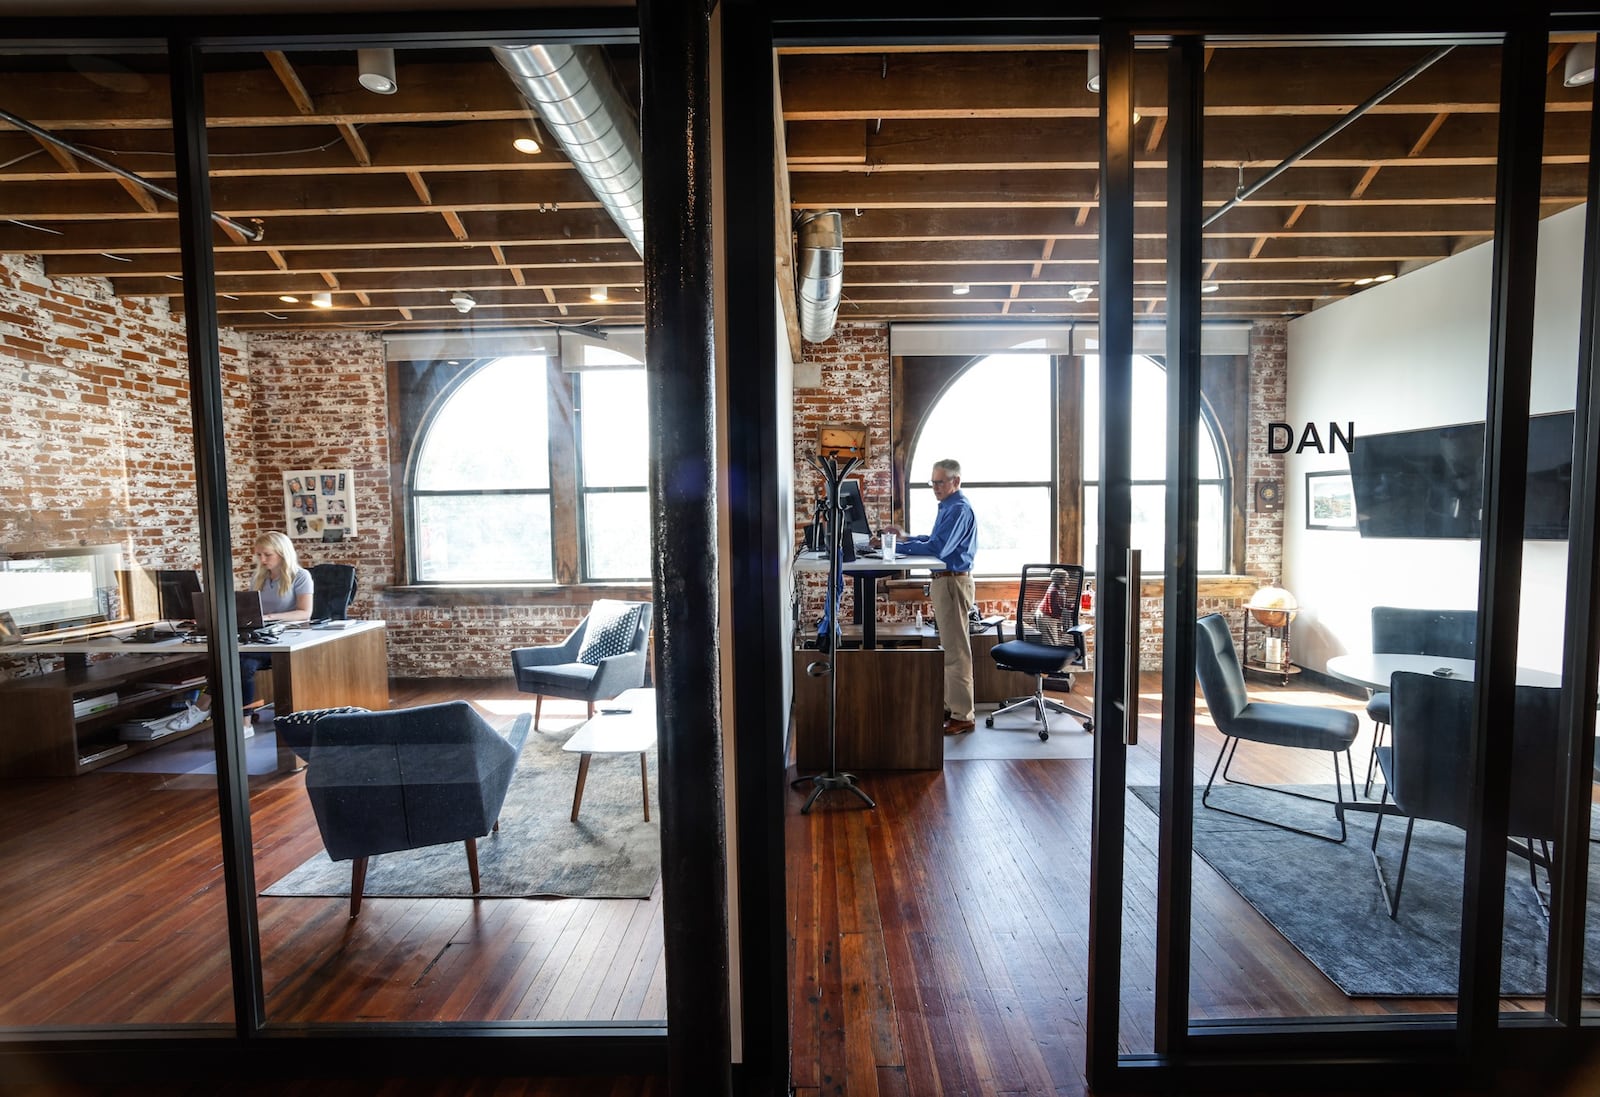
[
  {"xmin": 303, "ymin": 700, "xmax": 532, "ymax": 916},
  {"xmin": 1195, "ymin": 613, "xmax": 1360, "ymax": 843},
  {"xmin": 510, "ymin": 600, "xmax": 653, "ymax": 729}
]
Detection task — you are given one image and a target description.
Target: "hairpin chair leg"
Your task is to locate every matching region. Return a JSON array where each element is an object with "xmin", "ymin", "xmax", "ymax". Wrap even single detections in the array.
[{"xmin": 1201, "ymin": 737, "xmax": 1354, "ymax": 843}]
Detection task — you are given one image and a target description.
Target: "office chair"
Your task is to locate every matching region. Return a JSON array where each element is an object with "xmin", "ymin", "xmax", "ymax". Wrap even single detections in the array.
[
  {"xmin": 1195, "ymin": 613, "xmax": 1360, "ymax": 843},
  {"xmin": 309, "ymin": 562, "xmax": 359, "ymax": 621},
  {"xmin": 1363, "ymin": 607, "xmax": 1476, "ymax": 794},
  {"xmin": 510, "ymin": 600, "xmax": 653, "ymax": 730},
  {"xmin": 1372, "ymin": 671, "xmax": 1560, "ymax": 918},
  {"xmin": 986, "ymin": 564, "xmax": 1094, "ymax": 739}
]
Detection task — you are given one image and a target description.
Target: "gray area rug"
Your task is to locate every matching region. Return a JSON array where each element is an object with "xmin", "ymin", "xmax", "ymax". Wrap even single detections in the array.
[
  {"xmin": 1130, "ymin": 783, "xmax": 1600, "ymax": 997},
  {"xmin": 264, "ymin": 724, "xmax": 660, "ymax": 900}
]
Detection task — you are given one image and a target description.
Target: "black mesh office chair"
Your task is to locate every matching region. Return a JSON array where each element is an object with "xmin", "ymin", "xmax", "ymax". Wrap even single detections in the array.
[
  {"xmin": 985, "ymin": 563, "xmax": 1094, "ymax": 740},
  {"xmin": 309, "ymin": 563, "xmax": 359, "ymax": 621},
  {"xmin": 1363, "ymin": 607, "xmax": 1476, "ymax": 794}
]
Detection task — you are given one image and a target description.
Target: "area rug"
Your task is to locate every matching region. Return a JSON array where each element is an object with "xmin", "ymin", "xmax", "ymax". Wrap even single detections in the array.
[
  {"xmin": 1129, "ymin": 783, "xmax": 1600, "ymax": 997},
  {"xmin": 264, "ymin": 723, "xmax": 660, "ymax": 900}
]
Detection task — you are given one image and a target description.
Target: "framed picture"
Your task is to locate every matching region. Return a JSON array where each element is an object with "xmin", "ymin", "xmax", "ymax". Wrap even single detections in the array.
[{"xmin": 1305, "ymin": 470, "xmax": 1357, "ymax": 530}]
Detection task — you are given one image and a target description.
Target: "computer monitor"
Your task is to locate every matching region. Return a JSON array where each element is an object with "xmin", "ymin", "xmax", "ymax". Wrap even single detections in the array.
[
  {"xmin": 189, "ymin": 589, "xmax": 266, "ymax": 637},
  {"xmin": 837, "ymin": 479, "xmax": 873, "ymax": 538},
  {"xmin": 156, "ymin": 569, "xmax": 202, "ymax": 622}
]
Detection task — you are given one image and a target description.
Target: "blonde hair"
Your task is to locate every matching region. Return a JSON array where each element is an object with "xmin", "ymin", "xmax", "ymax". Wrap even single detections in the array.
[{"xmin": 250, "ymin": 530, "xmax": 303, "ymax": 598}]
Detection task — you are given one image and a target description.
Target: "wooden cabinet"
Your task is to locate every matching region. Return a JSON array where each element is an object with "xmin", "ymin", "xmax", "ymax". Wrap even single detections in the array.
[{"xmin": 0, "ymin": 653, "xmax": 212, "ymax": 776}]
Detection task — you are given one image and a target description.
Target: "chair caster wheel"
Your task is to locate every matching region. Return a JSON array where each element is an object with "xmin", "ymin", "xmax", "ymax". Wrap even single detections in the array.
[
  {"xmin": 985, "ymin": 716, "xmax": 995, "ymax": 728},
  {"xmin": 1038, "ymin": 729, "xmax": 1049, "ymax": 741},
  {"xmin": 1083, "ymin": 721, "xmax": 1095, "ymax": 733}
]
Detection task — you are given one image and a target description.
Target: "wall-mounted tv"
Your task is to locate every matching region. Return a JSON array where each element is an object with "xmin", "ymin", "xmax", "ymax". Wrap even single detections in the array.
[{"xmin": 1346, "ymin": 411, "xmax": 1573, "ymax": 540}]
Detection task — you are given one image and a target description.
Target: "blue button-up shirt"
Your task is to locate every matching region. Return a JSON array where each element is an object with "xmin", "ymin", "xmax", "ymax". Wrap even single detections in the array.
[{"xmin": 898, "ymin": 489, "xmax": 977, "ymax": 572}]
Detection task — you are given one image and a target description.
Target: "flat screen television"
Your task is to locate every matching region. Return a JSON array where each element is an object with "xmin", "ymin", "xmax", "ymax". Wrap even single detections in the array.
[{"xmin": 1347, "ymin": 411, "xmax": 1573, "ymax": 540}]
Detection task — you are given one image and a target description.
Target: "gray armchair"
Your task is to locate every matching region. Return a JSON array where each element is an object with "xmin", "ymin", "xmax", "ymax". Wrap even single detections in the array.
[
  {"xmin": 305, "ymin": 701, "xmax": 532, "ymax": 917},
  {"xmin": 510, "ymin": 599, "xmax": 653, "ymax": 729}
]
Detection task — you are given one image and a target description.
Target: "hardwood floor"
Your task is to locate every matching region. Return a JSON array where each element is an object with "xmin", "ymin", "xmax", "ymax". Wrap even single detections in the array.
[
  {"xmin": 785, "ymin": 670, "xmax": 1592, "ymax": 1096},
  {"xmin": 0, "ymin": 678, "xmax": 665, "ymax": 1029}
]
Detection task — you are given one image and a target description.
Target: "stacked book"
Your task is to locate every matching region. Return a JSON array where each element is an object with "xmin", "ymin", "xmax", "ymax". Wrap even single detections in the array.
[
  {"xmin": 119, "ymin": 713, "xmax": 189, "ymax": 741},
  {"xmin": 72, "ymin": 691, "xmax": 118, "ymax": 719}
]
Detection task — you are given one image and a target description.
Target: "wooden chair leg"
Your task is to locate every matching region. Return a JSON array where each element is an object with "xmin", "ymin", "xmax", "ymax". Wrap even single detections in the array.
[
  {"xmin": 535, "ymin": 695, "xmax": 543, "ymax": 730},
  {"xmin": 465, "ymin": 836, "xmax": 480, "ymax": 893},
  {"xmin": 349, "ymin": 856, "xmax": 368, "ymax": 918},
  {"xmin": 586, "ymin": 700, "xmax": 596, "ymax": 720},
  {"xmin": 571, "ymin": 752, "xmax": 592, "ymax": 821},
  {"xmin": 640, "ymin": 751, "xmax": 650, "ymax": 822}
]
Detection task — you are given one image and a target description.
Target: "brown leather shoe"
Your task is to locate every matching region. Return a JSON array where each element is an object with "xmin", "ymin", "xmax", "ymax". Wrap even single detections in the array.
[{"xmin": 943, "ymin": 717, "xmax": 976, "ymax": 735}]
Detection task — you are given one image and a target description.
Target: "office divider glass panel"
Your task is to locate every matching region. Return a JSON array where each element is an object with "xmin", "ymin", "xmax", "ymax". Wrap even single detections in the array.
[
  {"xmin": 197, "ymin": 40, "xmax": 663, "ymax": 1027},
  {"xmin": 0, "ymin": 45, "xmax": 236, "ymax": 1027},
  {"xmin": 1171, "ymin": 34, "xmax": 1513, "ymax": 1028}
]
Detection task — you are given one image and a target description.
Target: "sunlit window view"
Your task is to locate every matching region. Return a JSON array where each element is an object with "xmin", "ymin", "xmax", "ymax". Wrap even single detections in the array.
[
  {"xmin": 1082, "ymin": 355, "xmax": 1228, "ymax": 574},
  {"xmin": 414, "ymin": 356, "xmax": 554, "ymax": 581},
  {"xmin": 578, "ymin": 367, "xmax": 650, "ymax": 580},
  {"xmin": 908, "ymin": 354, "xmax": 1054, "ymax": 577}
]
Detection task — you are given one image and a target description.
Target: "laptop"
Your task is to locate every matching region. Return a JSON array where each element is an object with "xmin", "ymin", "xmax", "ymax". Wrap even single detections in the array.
[{"xmin": 189, "ymin": 589, "xmax": 267, "ymax": 638}]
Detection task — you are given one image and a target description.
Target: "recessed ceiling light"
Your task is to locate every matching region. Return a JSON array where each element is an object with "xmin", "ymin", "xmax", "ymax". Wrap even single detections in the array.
[
  {"xmin": 1201, "ymin": 281, "xmax": 1220, "ymax": 294},
  {"xmin": 1353, "ymin": 277, "xmax": 1374, "ymax": 286},
  {"xmin": 279, "ymin": 294, "xmax": 299, "ymax": 303},
  {"xmin": 512, "ymin": 119, "xmax": 541, "ymax": 155},
  {"xmin": 951, "ymin": 283, "xmax": 970, "ymax": 295},
  {"xmin": 1374, "ymin": 273, "xmax": 1395, "ymax": 283}
]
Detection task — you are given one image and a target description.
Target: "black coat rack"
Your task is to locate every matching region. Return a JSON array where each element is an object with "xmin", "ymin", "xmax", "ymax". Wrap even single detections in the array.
[{"xmin": 791, "ymin": 453, "xmax": 875, "ymax": 813}]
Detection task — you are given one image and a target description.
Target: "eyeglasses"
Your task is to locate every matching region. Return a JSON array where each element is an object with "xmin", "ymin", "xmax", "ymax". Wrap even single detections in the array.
[{"xmin": 929, "ymin": 478, "xmax": 950, "ymax": 486}]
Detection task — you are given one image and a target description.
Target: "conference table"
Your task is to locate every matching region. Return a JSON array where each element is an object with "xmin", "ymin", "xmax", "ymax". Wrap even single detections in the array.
[
  {"xmin": 1326, "ymin": 652, "xmax": 1563, "ymax": 692},
  {"xmin": 794, "ymin": 549, "xmax": 946, "ymax": 649}
]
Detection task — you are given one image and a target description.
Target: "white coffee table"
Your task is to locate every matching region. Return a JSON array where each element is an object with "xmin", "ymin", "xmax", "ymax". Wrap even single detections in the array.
[{"xmin": 561, "ymin": 687, "xmax": 657, "ymax": 822}]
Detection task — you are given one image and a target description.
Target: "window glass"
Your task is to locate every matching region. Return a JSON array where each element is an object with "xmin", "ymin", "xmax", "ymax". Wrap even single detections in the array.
[
  {"xmin": 578, "ymin": 369, "xmax": 650, "ymax": 580},
  {"xmin": 415, "ymin": 357, "xmax": 550, "ymax": 491}
]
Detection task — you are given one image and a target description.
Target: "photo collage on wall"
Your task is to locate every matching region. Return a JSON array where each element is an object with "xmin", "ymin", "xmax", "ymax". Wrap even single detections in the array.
[{"xmin": 282, "ymin": 469, "xmax": 357, "ymax": 539}]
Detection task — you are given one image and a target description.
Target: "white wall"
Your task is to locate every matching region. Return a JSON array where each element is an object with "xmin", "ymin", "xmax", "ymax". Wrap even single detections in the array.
[{"xmin": 1284, "ymin": 202, "xmax": 1587, "ymax": 674}]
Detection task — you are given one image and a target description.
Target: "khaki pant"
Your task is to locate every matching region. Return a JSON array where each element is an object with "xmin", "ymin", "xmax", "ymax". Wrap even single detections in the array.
[{"xmin": 931, "ymin": 572, "xmax": 976, "ymax": 722}]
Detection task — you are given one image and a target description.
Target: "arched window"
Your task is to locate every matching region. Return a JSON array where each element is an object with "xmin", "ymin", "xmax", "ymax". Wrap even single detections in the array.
[
  {"xmin": 908, "ymin": 353, "xmax": 1053, "ymax": 577},
  {"xmin": 1082, "ymin": 355, "xmax": 1229, "ymax": 574},
  {"xmin": 411, "ymin": 356, "xmax": 554, "ymax": 581}
]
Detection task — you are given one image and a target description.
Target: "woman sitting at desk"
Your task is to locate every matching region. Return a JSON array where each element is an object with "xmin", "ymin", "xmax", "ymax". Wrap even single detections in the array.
[{"xmin": 164, "ymin": 531, "xmax": 313, "ymax": 733}]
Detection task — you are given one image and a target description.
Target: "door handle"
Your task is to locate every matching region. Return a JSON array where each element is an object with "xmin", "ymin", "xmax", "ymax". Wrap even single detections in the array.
[{"xmin": 1123, "ymin": 548, "xmax": 1141, "ymax": 746}]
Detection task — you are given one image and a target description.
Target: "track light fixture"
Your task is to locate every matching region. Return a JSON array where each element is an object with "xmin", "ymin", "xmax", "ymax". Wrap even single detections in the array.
[
  {"xmin": 450, "ymin": 291, "xmax": 476, "ymax": 314},
  {"xmin": 357, "ymin": 48, "xmax": 397, "ymax": 95},
  {"xmin": 951, "ymin": 283, "xmax": 970, "ymax": 296},
  {"xmin": 1566, "ymin": 42, "xmax": 1596, "ymax": 88},
  {"xmin": 311, "ymin": 291, "xmax": 333, "ymax": 309},
  {"xmin": 590, "ymin": 286, "xmax": 609, "ymax": 303},
  {"xmin": 1086, "ymin": 48, "xmax": 1100, "ymax": 93}
]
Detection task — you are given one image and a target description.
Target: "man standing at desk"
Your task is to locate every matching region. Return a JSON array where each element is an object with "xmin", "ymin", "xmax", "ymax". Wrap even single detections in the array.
[{"xmin": 876, "ymin": 458, "xmax": 978, "ymax": 734}]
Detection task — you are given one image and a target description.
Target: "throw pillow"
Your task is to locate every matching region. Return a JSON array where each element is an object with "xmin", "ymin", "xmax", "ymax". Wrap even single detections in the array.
[
  {"xmin": 576, "ymin": 601, "xmax": 642, "ymax": 666},
  {"xmin": 274, "ymin": 705, "xmax": 370, "ymax": 758}
]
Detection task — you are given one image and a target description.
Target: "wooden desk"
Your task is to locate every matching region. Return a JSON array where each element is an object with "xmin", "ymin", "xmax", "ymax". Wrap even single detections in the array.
[
  {"xmin": 792, "ymin": 647, "xmax": 944, "ymax": 770},
  {"xmin": 795, "ymin": 551, "xmax": 945, "ymax": 649},
  {"xmin": 0, "ymin": 621, "xmax": 389, "ymax": 776}
]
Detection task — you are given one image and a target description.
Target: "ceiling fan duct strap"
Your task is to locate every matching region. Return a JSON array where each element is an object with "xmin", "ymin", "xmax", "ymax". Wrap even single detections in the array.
[
  {"xmin": 493, "ymin": 44, "xmax": 644, "ymax": 257},
  {"xmin": 797, "ymin": 210, "xmax": 844, "ymax": 345}
]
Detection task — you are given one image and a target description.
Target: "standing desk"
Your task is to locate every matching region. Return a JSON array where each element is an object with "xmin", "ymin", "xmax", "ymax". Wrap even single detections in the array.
[{"xmin": 794, "ymin": 550, "xmax": 945, "ymax": 649}]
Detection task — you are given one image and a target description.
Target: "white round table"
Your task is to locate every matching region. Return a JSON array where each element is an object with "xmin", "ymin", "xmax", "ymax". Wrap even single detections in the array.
[{"xmin": 1325, "ymin": 653, "xmax": 1563, "ymax": 691}]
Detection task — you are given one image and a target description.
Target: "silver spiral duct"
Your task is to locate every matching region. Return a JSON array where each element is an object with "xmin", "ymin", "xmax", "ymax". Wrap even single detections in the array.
[
  {"xmin": 797, "ymin": 210, "xmax": 844, "ymax": 345},
  {"xmin": 492, "ymin": 44, "xmax": 644, "ymax": 256}
]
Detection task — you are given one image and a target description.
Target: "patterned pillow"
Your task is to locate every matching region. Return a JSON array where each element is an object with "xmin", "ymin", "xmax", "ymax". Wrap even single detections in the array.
[
  {"xmin": 576, "ymin": 601, "xmax": 642, "ymax": 666},
  {"xmin": 274, "ymin": 705, "xmax": 370, "ymax": 758}
]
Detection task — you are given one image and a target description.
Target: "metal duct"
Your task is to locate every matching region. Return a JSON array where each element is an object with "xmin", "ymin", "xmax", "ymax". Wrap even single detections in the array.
[
  {"xmin": 797, "ymin": 211, "xmax": 844, "ymax": 345},
  {"xmin": 492, "ymin": 45, "xmax": 644, "ymax": 256}
]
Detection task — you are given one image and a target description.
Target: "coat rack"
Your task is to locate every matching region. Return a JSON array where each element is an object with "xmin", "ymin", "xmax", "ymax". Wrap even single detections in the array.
[{"xmin": 790, "ymin": 453, "xmax": 875, "ymax": 814}]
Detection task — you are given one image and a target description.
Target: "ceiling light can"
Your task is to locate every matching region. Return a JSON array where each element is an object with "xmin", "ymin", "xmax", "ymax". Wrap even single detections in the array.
[{"xmin": 357, "ymin": 48, "xmax": 398, "ymax": 95}]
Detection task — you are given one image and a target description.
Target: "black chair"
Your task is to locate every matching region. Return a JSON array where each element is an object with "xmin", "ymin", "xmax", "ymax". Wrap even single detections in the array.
[
  {"xmin": 985, "ymin": 564, "xmax": 1093, "ymax": 740},
  {"xmin": 1371, "ymin": 671, "xmax": 1560, "ymax": 919},
  {"xmin": 1363, "ymin": 607, "xmax": 1476, "ymax": 794},
  {"xmin": 309, "ymin": 562, "xmax": 359, "ymax": 621},
  {"xmin": 304, "ymin": 701, "xmax": 532, "ymax": 917},
  {"xmin": 510, "ymin": 599, "xmax": 653, "ymax": 730},
  {"xmin": 1194, "ymin": 613, "xmax": 1360, "ymax": 843}
]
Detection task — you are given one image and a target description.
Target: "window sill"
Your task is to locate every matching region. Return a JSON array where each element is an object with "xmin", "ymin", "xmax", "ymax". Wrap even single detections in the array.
[{"xmin": 381, "ymin": 582, "xmax": 652, "ymax": 609}]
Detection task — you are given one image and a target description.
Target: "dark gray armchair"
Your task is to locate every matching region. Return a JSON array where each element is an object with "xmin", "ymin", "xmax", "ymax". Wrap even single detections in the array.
[
  {"xmin": 510, "ymin": 600, "xmax": 652, "ymax": 729},
  {"xmin": 1363, "ymin": 606, "xmax": 1476, "ymax": 794},
  {"xmin": 1195, "ymin": 613, "xmax": 1360, "ymax": 843},
  {"xmin": 305, "ymin": 701, "xmax": 532, "ymax": 917}
]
